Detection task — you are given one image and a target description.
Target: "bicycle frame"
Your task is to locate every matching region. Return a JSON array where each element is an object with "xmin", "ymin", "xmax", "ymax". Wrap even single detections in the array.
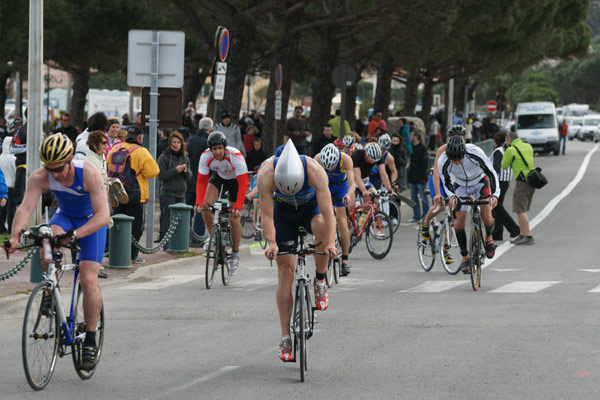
[{"xmin": 348, "ymin": 201, "xmax": 377, "ymax": 238}]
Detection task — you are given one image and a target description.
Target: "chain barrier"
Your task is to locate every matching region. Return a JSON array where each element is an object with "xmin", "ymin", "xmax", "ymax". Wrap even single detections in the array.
[
  {"xmin": 189, "ymin": 228, "xmax": 207, "ymax": 242},
  {"xmin": 132, "ymin": 214, "xmax": 182, "ymax": 254},
  {"xmin": 0, "ymin": 248, "xmax": 38, "ymax": 281}
]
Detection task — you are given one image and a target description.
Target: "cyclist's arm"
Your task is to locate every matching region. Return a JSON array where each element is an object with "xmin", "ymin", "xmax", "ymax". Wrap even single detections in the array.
[
  {"xmin": 80, "ymin": 162, "xmax": 110, "ymax": 238},
  {"xmin": 378, "ymin": 163, "xmax": 392, "ymax": 192},
  {"xmin": 385, "ymin": 154, "xmax": 398, "ymax": 185},
  {"xmin": 432, "ymin": 144, "xmax": 446, "ymax": 200},
  {"xmin": 234, "ymin": 173, "xmax": 249, "ymax": 211},
  {"xmin": 246, "ymin": 185, "xmax": 258, "ymax": 199},
  {"xmin": 353, "ymin": 167, "xmax": 367, "ymax": 195},
  {"xmin": 195, "ymin": 173, "xmax": 209, "ymax": 207},
  {"xmin": 308, "ymin": 159, "xmax": 336, "ymax": 247},
  {"xmin": 344, "ymin": 156, "xmax": 356, "ymax": 197},
  {"xmin": 437, "ymin": 154, "xmax": 456, "ymax": 200},
  {"xmin": 10, "ymin": 168, "xmax": 46, "ymax": 245},
  {"xmin": 257, "ymin": 164, "xmax": 276, "ymax": 246}
]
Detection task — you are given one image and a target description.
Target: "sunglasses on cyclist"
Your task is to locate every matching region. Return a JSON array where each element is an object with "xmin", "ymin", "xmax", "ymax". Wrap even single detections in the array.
[{"xmin": 44, "ymin": 163, "xmax": 68, "ymax": 173}]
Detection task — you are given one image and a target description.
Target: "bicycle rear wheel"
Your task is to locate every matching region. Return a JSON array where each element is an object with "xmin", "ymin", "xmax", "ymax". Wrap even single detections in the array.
[
  {"xmin": 221, "ymin": 230, "xmax": 232, "ymax": 286},
  {"xmin": 240, "ymin": 202, "xmax": 254, "ymax": 239},
  {"xmin": 470, "ymin": 225, "xmax": 482, "ymax": 291},
  {"xmin": 440, "ymin": 220, "xmax": 461, "ymax": 275},
  {"xmin": 205, "ymin": 229, "xmax": 219, "ymax": 289},
  {"xmin": 333, "ymin": 259, "xmax": 341, "ymax": 284},
  {"xmin": 296, "ymin": 281, "xmax": 307, "ymax": 382},
  {"xmin": 386, "ymin": 199, "xmax": 401, "ymax": 233},
  {"xmin": 22, "ymin": 282, "xmax": 58, "ymax": 391},
  {"xmin": 417, "ymin": 223, "xmax": 435, "ymax": 272},
  {"xmin": 72, "ymin": 284, "xmax": 104, "ymax": 379},
  {"xmin": 365, "ymin": 211, "xmax": 394, "ymax": 260}
]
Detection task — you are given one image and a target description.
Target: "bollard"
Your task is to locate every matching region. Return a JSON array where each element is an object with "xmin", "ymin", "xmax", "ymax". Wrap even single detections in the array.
[
  {"xmin": 29, "ymin": 225, "xmax": 44, "ymax": 283},
  {"xmin": 167, "ymin": 203, "xmax": 193, "ymax": 253},
  {"xmin": 109, "ymin": 214, "xmax": 135, "ymax": 269}
]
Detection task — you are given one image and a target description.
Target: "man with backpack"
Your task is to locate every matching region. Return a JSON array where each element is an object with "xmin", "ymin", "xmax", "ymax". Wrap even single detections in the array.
[{"xmin": 107, "ymin": 125, "xmax": 159, "ymax": 263}]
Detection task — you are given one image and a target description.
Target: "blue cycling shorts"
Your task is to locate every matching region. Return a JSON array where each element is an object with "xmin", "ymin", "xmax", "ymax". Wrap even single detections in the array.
[
  {"xmin": 329, "ymin": 180, "xmax": 349, "ymax": 208},
  {"xmin": 274, "ymin": 196, "xmax": 320, "ymax": 252},
  {"xmin": 50, "ymin": 211, "xmax": 107, "ymax": 263},
  {"xmin": 428, "ymin": 174, "xmax": 446, "ymax": 199}
]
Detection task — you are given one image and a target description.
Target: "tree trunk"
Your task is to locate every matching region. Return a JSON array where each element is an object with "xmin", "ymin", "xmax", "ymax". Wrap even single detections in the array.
[
  {"xmin": 421, "ymin": 76, "xmax": 435, "ymax": 129},
  {"xmin": 403, "ymin": 67, "xmax": 420, "ymax": 117},
  {"xmin": 69, "ymin": 66, "xmax": 89, "ymax": 128},
  {"xmin": 309, "ymin": 28, "xmax": 340, "ymax": 144},
  {"xmin": 215, "ymin": 14, "xmax": 255, "ymax": 123},
  {"xmin": 183, "ymin": 63, "xmax": 208, "ymax": 111},
  {"xmin": 373, "ymin": 56, "xmax": 394, "ymax": 120},
  {"xmin": 0, "ymin": 71, "xmax": 11, "ymax": 118}
]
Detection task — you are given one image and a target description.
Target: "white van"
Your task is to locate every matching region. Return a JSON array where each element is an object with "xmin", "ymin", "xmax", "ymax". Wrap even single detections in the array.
[{"xmin": 515, "ymin": 102, "xmax": 559, "ymax": 156}]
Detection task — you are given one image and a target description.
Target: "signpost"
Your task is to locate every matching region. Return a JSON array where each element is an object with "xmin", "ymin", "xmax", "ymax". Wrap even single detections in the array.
[
  {"xmin": 212, "ymin": 27, "xmax": 229, "ymax": 114},
  {"xmin": 331, "ymin": 64, "xmax": 357, "ymax": 137},
  {"xmin": 487, "ymin": 100, "xmax": 498, "ymax": 114},
  {"xmin": 128, "ymin": 30, "xmax": 185, "ymax": 248},
  {"xmin": 273, "ymin": 64, "xmax": 283, "ymax": 147}
]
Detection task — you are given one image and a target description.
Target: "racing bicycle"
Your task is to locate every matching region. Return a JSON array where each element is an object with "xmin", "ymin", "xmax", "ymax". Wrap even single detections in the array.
[
  {"xmin": 348, "ymin": 191, "xmax": 393, "ymax": 259},
  {"xmin": 459, "ymin": 197, "xmax": 489, "ymax": 291},
  {"xmin": 203, "ymin": 198, "xmax": 233, "ymax": 289}
]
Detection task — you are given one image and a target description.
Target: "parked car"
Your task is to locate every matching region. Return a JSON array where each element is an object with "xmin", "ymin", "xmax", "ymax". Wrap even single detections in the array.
[
  {"xmin": 576, "ymin": 114, "xmax": 600, "ymax": 141},
  {"xmin": 594, "ymin": 123, "xmax": 600, "ymax": 143},
  {"xmin": 566, "ymin": 116, "xmax": 583, "ymax": 140}
]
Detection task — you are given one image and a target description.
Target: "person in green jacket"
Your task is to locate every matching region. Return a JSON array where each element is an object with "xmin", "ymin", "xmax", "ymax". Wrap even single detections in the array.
[
  {"xmin": 328, "ymin": 109, "xmax": 351, "ymax": 138},
  {"xmin": 501, "ymin": 131, "xmax": 535, "ymax": 245}
]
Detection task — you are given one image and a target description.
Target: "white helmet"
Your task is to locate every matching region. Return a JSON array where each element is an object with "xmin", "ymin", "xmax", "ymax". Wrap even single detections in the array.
[
  {"xmin": 378, "ymin": 133, "xmax": 391, "ymax": 150},
  {"xmin": 354, "ymin": 143, "xmax": 363, "ymax": 150},
  {"xmin": 274, "ymin": 139, "xmax": 304, "ymax": 195},
  {"xmin": 319, "ymin": 143, "xmax": 340, "ymax": 170},
  {"xmin": 342, "ymin": 135, "xmax": 355, "ymax": 148},
  {"xmin": 365, "ymin": 142, "xmax": 382, "ymax": 162}
]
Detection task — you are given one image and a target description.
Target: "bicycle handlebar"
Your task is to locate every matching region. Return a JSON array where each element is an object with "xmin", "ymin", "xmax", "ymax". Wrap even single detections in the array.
[{"xmin": 3, "ymin": 228, "xmax": 80, "ymax": 260}]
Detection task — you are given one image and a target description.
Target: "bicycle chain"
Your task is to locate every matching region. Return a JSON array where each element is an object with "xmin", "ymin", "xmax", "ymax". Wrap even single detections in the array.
[
  {"xmin": 0, "ymin": 248, "xmax": 38, "ymax": 281},
  {"xmin": 132, "ymin": 214, "xmax": 182, "ymax": 254}
]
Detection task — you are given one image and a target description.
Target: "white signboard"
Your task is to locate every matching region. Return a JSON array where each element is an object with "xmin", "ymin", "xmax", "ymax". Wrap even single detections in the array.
[
  {"xmin": 216, "ymin": 62, "xmax": 227, "ymax": 74},
  {"xmin": 127, "ymin": 30, "xmax": 185, "ymax": 88},
  {"xmin": 275, "ymin": 99, "xmax": 282, "ymax": 120},
  {"xmin": 214, "ymin": 74, "xmax": 226, "ymax": 100}
]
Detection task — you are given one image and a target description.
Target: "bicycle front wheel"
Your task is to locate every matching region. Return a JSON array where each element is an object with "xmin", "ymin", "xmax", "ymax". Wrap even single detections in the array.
[
  {"xmin": 365, "ymin": 211, "xmax": 394, "ymax": 260},
  {"xmin": 221, "ymin": 230, "xmax": 232, "ymax": 286},
  {"xmin": 333, "ymin": 259, "xmax": 341, "ymax": 284},
  {"xmin": 22, "ymin": 282, "xmax": 58, "ymax": 391},
  {"xmin": 72, "ymin": 284, "xmax": 104, "ymax": 379},
  {"xmin": 205, "ymin": 228, "xmax": 219, "ymax": 289},
  {"xmin": 417, "ymin": 223, "xmax": 435, "ymax": 272},
  {"xmin": 240, "ymin": 202, "xmax": 254, "ymax": 239},
  {"xmin": 296, "ymin": 281, "xmax": 307, "ymax": 382},
  {"xmin": 470, "ymin": 225, "xmax": 482, "ymax": 291},
  {"xmin": 440, "ymin": 221, "xmax": 461, "ymax": 275},
  {"xmin": 387, "ymin": 199, "xmax": 401, "ymax": 233}
]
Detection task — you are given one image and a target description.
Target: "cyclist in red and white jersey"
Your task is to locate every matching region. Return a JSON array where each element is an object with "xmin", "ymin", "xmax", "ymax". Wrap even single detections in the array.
[{"xmin": 195, "ymin": 131, "xmax": 249, "ymax": 275}]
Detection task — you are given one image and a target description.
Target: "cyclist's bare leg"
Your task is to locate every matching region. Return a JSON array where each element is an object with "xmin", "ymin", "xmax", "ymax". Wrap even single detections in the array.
[
  {"xmin": 423, "ymin": 203, "xmax": 444, "ymax": 226},
  {"xmin": 79, "ymin": 260, "xmax": 102, "ymax": 331},
  {"xmin": 454, "ymin": 211, "xmax": 468, "ymax": 261},
  {"xmin": 480, "ymin": 202, "xmax": 494, "ymax": 242},
  {"xmin": 252, "ymin": 198, "xmax": 259, "ymax": 230},
  {"xmin": 310, "ymin": 214, "xmax": 329, "ymax": 277},
  {"xmin": 229, "ymin": 213, "xmax": 241, "ymax": 251},
  {"xmin": 200, "ymin": 184, "xmax": 219, "ymax": 234},
  {"xmin": 275, "ymin": 254, "xmax": 295, "ymax": 337},
  {"xmin": 336, "ymin": 207, "xmax": 350, "ymax": 259}
]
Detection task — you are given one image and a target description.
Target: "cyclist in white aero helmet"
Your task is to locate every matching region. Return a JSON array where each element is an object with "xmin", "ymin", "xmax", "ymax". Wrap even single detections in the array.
[{"xmin": 257, "ymin": 139, "xmax": 339, "ymax": 362}]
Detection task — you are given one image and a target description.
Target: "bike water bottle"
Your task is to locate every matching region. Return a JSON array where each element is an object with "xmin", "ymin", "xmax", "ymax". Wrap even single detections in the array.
[{"xmin": 42, "ymin": 238, "xmax": 52, "ymax": 264}]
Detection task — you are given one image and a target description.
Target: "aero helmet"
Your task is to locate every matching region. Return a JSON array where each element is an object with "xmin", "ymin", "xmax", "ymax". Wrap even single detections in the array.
[
  {"xmin": 448, "ymin": 124, "xmax": 466, "ymax": 137},
  {"xmin": 40, "ymin": 134, "xmax": 74, "ymax": 165},
  {"xmin": 342, "ymin": 135, "xmax": 355, "ymax": 148},
  {"xmin": 207, "ymin": 131, "xmax": 227, "ymax": 148},
  {"xmin": 319, "ymin": 143, "xmax": 340, "ymax": 170},
  {"xmin": 446, "ymin": 135, "xmax": 466, "ymax": 161},
  {"xmin": 365, "ymin": 142, "xmax": 382, "ymax": 162},
  {"xmin": 378, "ymin": 133, "xmax": 391, "ymax": 150},
  {"xmin": 274, "ymin": 139, "xmax": 304, "ymax": 195}
]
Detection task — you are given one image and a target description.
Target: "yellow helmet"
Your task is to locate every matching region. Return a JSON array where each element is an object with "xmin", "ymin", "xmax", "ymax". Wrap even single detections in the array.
[{"xmin": 39, "ymin": 134, "xmax": 74, "ymax": 165}]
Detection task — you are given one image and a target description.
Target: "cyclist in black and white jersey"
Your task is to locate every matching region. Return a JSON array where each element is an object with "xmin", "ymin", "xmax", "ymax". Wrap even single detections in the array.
[{"xmin": 438, "ymin": 136, "xmax": 499, "ymax": 274}]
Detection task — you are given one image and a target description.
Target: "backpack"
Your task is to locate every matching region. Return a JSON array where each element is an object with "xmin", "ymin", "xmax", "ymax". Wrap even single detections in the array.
[{"xmin": 108, "ymin": 144, "xmax": 141, "ymax": 203}]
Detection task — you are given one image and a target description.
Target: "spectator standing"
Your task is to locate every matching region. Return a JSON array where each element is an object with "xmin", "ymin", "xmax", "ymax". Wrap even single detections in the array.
[
  {"xmin": 9, "ymin": 109, "xmax": 27, "ymax": 206},
  {"xmin": 246, "ymin": 137, "xmax": 268, "ymax": 172},
  {"xmin": 285, "ymin": 106, "xmax": 310, "ymax": 155},
  {"xmin": 428, "ymin": 115, "xmax": 440, "ymax": 151},
  {"xmin": 157, "ymin": 130, "xmax": 192, "ymax": 243},
  {"xmin": 0, "ymin": 136, "xmax": 16, "ymax": 233},
  {"xmin": 328, "ymin": 109, "xmax": 351, "ymax": 138},
  {"xmin": 74, "ymin": 112, "xmax": 108, "ymax": 160},
  {"xmin": 490, "ymin": 132, "xmax": 520, "ymax": 242},
  {"xmin": 53, "ymin": 112, "xmax": 79, "ymax": 144},
  {"xmin": 397, "ymin": 118, "xmax": 413, "ymax": 155},
  {"xmin": 559, "ymin": 119, "xmax": 568, "ymax": 155},
  {"xmin": 368, "ymin": 112, "xmax": 382, "ymax": 140},
  {"xmin": 121, "ymin": 114, "xmax": 132, "ymax": 126},
  {"xmin": 85, "ymin": 131, "xmax": 109, "ymax": 194},
  {"xmin": 214, "ymin": 112, "xmax": 245, "ymax": 156},
  {"xmin": 407, "ymin": 131, "xmax": 429, "ymax": 222},
  {"xmin": 501, "ymin": 131, "xmax": 535, "ymax": 245},
  {"xmin": 243, "ymin": 125, "xmax": 259, "ymax": 154},
  {"xmin": 108, "ymin": 125, "xmax": 160, "ymax": 263},
  {"xmin": 105, "ymin": 118, "xmax": 122, "ymax": 156},
  {"xmin": 185, "ymin": 117, "xmax": 211, "ymax": 241},
  {"xmin": 472, "ymin": 117, "xmax": 483, "ymax": 143},
  {"xmin": 156, "ymin": 129, "xmax": 170, "ymax": 160},
  {"xmin": 0, "ymin": 117, "xmax": 8, "ymax": 143},
  {"xmin": 312, "ymin": 124, "xmax": 336, "ymax": 157},
  {"xmin": 389, "ymin": 133, "xmax": 408, "ymax": 189}
]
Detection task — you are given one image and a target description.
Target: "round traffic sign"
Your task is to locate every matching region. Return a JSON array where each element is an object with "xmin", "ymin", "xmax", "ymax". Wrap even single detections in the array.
[
  {"xmin": 276, "ymin": 64, "xmax": 283, "ymax": 90},
  {"xmin": 487, "ymin": 100, "xmax": 498, "ymax": 113},
  {"xmin": 331, "ymin": 64, "xmax": 357, "ymax": 89},
  {"xmin": 218, "ymin": 29, "xmax": 229, "ymax": 62}
]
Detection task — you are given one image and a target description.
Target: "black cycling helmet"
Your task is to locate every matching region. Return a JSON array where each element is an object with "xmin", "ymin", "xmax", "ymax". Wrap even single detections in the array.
[
  {"xmin": 448, "ymin": 124, "xmax": 466, "ymax": 137},
  {"xmin": 207, "ymin": 131, "xmax": 227, "ymax": 148},
  {"xmin": 446, "ymin": 135, "xmax": 466, "ymax": 161}
]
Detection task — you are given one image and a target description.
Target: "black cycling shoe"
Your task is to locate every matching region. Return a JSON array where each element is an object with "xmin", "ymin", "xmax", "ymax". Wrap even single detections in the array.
[
  {"xmin": 40, "ymin": 291, "xmax": 53, "ymax": 317},
  {"xmin": 485, "ymin": 240, "xmax": 496, "ymax": 259},
  {"xmin": 98, "ymin": 270, "xmax": 109, "ymax": 279},
  {"xmin": 460, "ymin": 258, "xmax": 471, "ymax": 274},
  {"xmin": 341, "ymin": 263, "xmax": 351, "ymax": 276},
  {"xmin": 81, "ymin": 346, "xmax": 98, "ymax": 371}
]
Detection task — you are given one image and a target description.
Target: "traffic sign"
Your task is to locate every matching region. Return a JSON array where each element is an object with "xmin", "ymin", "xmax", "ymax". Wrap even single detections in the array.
[
  {"xmin": 331, "ymin": 64, "xmax": 357, "ymax": 89},
  {"xmin": 214, "ymin": 74, "xmax": 226, "ymax": 100},
  {"xmin": 276, "ymin": 64, "xmax": 283, "ymax": 90},
  {"xmin": 487, "ymin": 100, "xmax": 498, "ymax": 113},
  {"xmin": 216, "ymin": 62, "xmax": 227, "ymax": 74},
  {"xmin": 217, "ymin": 28, "xmax": 229, "ymax": 62}
]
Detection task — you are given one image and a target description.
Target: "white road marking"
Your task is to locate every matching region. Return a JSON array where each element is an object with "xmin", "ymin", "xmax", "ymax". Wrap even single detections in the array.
[
  {"xmin": 119, "ymin": 275, "xmax": 202, "ymax": 290},
  {"xmin": 486, "ymin": 144, "xmax": 599, "ymax": 268},
  {"xmin": 491, "ymin": 269, "xmax": 522, "ymax": 272},
  {"xmin": 165, "ymin": 366, "xmax": 239, "ymax": 393},
  {"xmin": 335, "ymin": 278, "xmax": 385, "ymax": 291},
  {"xmin": 587, "ymin": 285, "xmax": 600, "ymax": 293},
  {"xmin": 398, "ymin": 280, "xmax": 468, "ymax": 293},
  {"xmin": 489, "ymin": 281, "xmax": 560, "ymax": 293},
  {"xmin": 578, "ymin": 269, "xmax": 600, "ymax": 273},
  {"xmin": 232, "ymin": 277, "xmax": 277, "ymax": 291}
]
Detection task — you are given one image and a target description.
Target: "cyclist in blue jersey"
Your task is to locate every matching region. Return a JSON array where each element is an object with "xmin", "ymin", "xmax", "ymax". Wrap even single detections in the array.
[
  {"xmin": 6, "ymin": 134, "xmax": 110, "ymax": 371},
  {"xmin": 315, "ymin": 143, "xmax": 355, "ymax": 276},
  {"xmin": 257, "ymin": 140, "xmax": 338, "ymax": 362}
]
